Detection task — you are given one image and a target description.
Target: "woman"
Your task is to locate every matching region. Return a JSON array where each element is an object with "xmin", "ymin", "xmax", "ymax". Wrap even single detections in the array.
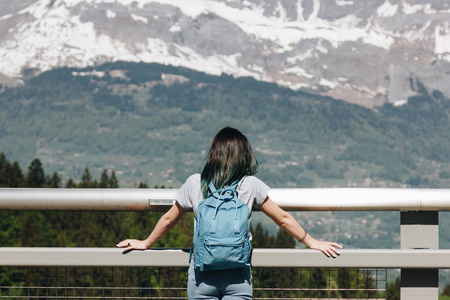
[{"xmin": 117, "ymin": 127, "xmax": 342, "ymax": 299}]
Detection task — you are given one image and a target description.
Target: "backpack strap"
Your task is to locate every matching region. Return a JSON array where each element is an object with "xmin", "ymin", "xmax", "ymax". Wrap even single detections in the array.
[
  {"xmin": 207, "ymin": 180, "xmax": 242, "ymax": 234},
  {"xmin": 208, "ymin": 182, "xmax": 219, "ymax": 234},
  {"xmin": 208, "ymin": 181, "xmax": 217, "ymax": 194}
]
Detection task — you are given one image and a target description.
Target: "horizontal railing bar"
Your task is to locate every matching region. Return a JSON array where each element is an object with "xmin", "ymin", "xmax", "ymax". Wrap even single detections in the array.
[
  {"xmin": 1, "ymin": 248, "xmax": 450, "ymax": 268},
  {"xmin": 1, "ymin": 188, "xmax": 450, "ymax": 211},
  {"xmin": 0, "ymin": 188, "xmax": 175, "ymax": 211}
]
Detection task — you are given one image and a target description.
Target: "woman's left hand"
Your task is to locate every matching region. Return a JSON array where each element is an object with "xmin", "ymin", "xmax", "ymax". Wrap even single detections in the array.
[
  {"xmin": 116, "ymin": 239, "xmax": 149, "ymax": 253},
  {"xmin": 309, "ymin": 240, "xmax": 342, "ymax": 258}
]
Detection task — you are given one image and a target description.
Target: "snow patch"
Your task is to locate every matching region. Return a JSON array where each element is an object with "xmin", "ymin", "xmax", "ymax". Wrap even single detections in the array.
[
  {"xmin": 276, "ymin": 79, "xmax": 311, "ymax": 90},
  {"xmin": 144, "ymin": 38, "xmax": 170, "ymax": 57},
  {"xmin": 402, "ymin": 2, "xmax": 425, "ymax": 14},
  {"xmin": 169, "ymin": 23, "xmax": 181, "ymax": 32},
  {"xmin": 72, "ymin": 70, "xmax": 105, "ymax": 77},
  {"xmin": 331, "ymin": 14, "xmax": 361, "ymax": 28},
  {"xmin": 363, "ymin": 29, "xmax": 395, "ymax": 50},
  {"xmin": 316, "ymin": 44, "xmax": 328, "ymax": 54},
  {"xmin": 287, "ymin": 51, "xmax": 314, "ymax": 63},
  {"xmin": 377, "ymin": 1, "xmax": 398, "ymax": 18},
  {"xmin": 0, "ymin": 9, "xmax": 138, "ymax": 77},
  {"xmin": 393, "ymin": 99, "xmax": 408, "ymax": 106},
  {"xmin": 172, "ymin": 44, "xmax": 255, "ymax": 77},
  {"xmin": 276, "ymin": 1, "xmax": 287, "ymax": 21},
  {"xmin": 402, "ymin": 2, "xmax": 439, "ymax": 15},
  {"xmin": 404, "ymin": 21, "xmax": 432, "ymax": 42},
  {"xmin": 131, "ymin": 14, "xmax": 148, "ymax": 24},
  {"xmin": 336, "ymin": 0, "xmax": 353, "ymax": 6},
  {"xmin": 310, "ymin": 0, "xmax": 321, "ymax": 21},
  {"xmin": 320, "ymin": 78, "xmax": 338, "ymax": 89},
  {"xmin": 106, "ymin": 10, "xmax": 116, "ymax": 18},
  {"xmin": 247, "ymin": 64, "xmax": 264, "ymax": 74},
  {"xmin": 296, "ymin": 1, "xmax": 304, "ymax": 22},
  {"xmin": 281, "ymin": 67, "xmax": 314, "ymax": 79},
  {"xmin": 435, "ymin": 24, "xmax": 450, "ymax": 55},
  {"xmin": 0, "ymin": 13, "xmax": 13, "ymax": 21}
]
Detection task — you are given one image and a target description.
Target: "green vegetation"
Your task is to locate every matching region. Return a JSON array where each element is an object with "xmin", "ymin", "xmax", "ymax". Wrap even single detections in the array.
[
  {"xmin": 0, "ymin": 62, "xmax": 449, "ymax": 188},
  {"xmin": 441, "ymin": 284, "xmax": 450, "ymax": 300},
  {"xmin": 0, "ymin": 154, "xmax": 192, "ymax": 249},
  {"xmin": 0, "ymin": 154, "xmax": 194, "ymax": 297}
]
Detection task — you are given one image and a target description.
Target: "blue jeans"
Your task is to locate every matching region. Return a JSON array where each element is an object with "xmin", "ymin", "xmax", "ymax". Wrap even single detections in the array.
[{"xmin": 187, "ymin": 263, "xmax": 252, "ymax": 299}]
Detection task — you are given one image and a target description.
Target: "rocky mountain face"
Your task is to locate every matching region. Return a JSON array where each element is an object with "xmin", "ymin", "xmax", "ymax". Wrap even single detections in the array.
[{"xmin": 0, "ymin": 0, "xmax": 449, "ymax": 108}]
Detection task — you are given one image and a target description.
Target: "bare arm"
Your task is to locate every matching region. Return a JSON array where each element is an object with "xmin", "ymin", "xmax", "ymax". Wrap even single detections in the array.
[
  {"xmin": 260, "ymin": 196, "xmax": 342, "ymax": 257},
  {"xmin": 116, "ymin": 202, "xmax": 186, "ymax": 252}
]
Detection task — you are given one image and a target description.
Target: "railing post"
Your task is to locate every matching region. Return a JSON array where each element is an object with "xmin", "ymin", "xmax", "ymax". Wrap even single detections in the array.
[{"xmin": 400, "ymin": 211, "xmax": 439, "ymax": 299}]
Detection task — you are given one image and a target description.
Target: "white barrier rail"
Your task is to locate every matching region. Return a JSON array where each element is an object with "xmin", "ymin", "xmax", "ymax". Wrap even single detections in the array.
[
  {"xmin": 0, "ymin": 248, "xmax": 450, "ymax": 269},
  {"xmin": 1, "ymin": 188, "xmax": 450, "ymax": 211}
]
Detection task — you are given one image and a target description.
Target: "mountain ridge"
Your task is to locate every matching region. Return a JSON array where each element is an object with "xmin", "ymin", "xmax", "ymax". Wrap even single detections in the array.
[{"xmin": 1, "ymin": 0, "xmax": 450, "ymax": 107}]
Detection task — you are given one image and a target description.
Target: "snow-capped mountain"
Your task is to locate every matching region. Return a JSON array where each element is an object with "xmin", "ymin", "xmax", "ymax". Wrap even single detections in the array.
[{"xmin": 1, "ymin": 0, "xmax": 450, "ymax": 107}]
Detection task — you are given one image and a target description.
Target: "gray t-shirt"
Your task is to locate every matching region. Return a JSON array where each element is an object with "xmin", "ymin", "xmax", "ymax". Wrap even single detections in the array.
[{"xmin": 175, "ymin": 173, "xmax": 270, "ymax": 216}]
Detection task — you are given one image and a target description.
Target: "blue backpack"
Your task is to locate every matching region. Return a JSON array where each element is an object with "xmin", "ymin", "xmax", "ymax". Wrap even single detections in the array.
[{"xmin": 190, "ymin": 181, "xmax": 251, "ymax": 271}]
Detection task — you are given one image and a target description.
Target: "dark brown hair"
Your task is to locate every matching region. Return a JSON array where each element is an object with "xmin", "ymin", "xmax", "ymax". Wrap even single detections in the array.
[{"xmin": 200, "ymin": 127, "xmax": 258, "ymax": 197}]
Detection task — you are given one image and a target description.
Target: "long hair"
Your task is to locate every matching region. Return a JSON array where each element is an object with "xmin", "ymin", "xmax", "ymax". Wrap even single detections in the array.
[{"xmin": 201, "ymin": 127, "xmax": 258, "ymax": 197}]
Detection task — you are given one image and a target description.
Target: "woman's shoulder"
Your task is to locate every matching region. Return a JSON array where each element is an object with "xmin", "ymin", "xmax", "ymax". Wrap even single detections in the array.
[
  {"xmin": 238, "ymin": 176, "xmax": 270, "ymax": 205},
  {"xmin": 241, "ymin": 175, "xmax": 265, "ymax": 184},
  {"xmin": 184, "ymin": 173, "xmax": 201, "ymax": 186},
  {"xmin": 239, "ymin": 175, "xmax": 269, "ymax": 189},
  {"xmin": 187, "ymin": 173, "xmax": 201, "ymax": 180}
]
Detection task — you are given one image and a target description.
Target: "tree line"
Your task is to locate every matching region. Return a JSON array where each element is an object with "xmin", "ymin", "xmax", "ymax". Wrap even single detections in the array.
[
  {"xmin": 0, "ymin": 152, "xmax": 407, "ymax": 298},
  {"xmin": 0, "ymin": 153, "xmax": 119, "ymax": 189}
]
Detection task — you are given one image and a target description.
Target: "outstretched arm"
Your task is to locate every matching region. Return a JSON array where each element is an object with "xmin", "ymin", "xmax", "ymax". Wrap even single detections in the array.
[
  {"xmin": 116, "ymin": 202, "xmax": 186, "ymax": 252},
  {"xmin": 260, "ymin": 196, "xmax": 342, "ymax": 258}
]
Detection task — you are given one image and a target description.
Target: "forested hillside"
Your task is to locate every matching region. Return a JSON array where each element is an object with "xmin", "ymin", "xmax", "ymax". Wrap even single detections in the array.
[
  {"xmin": 2, "ymin": 61, "xmax": 450, "ymax": 249},
  {"xmin": 1, "ymin": 61, "xmax": 449, "ymax": 189}
]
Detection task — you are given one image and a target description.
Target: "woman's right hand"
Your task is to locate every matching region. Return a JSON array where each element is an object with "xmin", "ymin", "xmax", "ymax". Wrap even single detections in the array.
[
  {"xmin": 308, "ymin": 239, "xmax": 342, "ymax": 258},
  {"xmin": 116, "ymin": 239, "xmax": 149, "ymax": 252}
]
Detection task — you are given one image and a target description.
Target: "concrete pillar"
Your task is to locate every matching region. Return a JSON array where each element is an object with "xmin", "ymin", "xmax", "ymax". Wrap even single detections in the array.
[{"xmin": 400, "ymin": 211, "xmax": 439, "ymax": 300}]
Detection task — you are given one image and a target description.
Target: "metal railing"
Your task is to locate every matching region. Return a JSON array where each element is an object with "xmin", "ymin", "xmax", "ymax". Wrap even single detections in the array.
[
  {"xmin": 1, "ymin": 247, "xmax": 450, "ymax": 269},
  {"xmin": 0, "ymin": 188, "xmax": 449, "ymax": 211},
  {"xmin": 0, "ymin": 266, "xmax": 388, "ymax": 299},
  {"xmin": 1, "ymin": 188, "xmax": 450, "ymax": 300}
]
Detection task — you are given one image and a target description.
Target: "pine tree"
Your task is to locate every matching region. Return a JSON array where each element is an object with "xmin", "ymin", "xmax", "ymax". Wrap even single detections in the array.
[
  {"xmin": 79, "ymin": 167, "xmax": 96, "ymax": 188},
  {"xmin": 108, "ymin": 171, "xmax": 118, "ymax": 188},
  {"xmin": 99, "ymin": 169, "xmax": 109, "ymax": 188},
  {"xmin": 138, "ymin": 182, "xmax": 148, "ymax": 188},
  {"xmin": 274, "ymin": 228, "xmax": 296, "ymax": 248},
  {"xmin": 19, "ymin": 212, "xmax": 46, "ymax": 247},
  {"xmin": 25, "ymin": 158, "xmax": 46, "ymax": 188},
  {"xmin": 384, "ymin": 277, "xmax": 400, "ymax": 300},
  {"xmin": 9, "ymin": 162, "xmax": 24, "ymax": 187},
  {"xmin": 66, "ymin": 177, "xmax": 77, "ymax": 188},
  {"xmin": 442, "ymin": 284, "xmax": 450, "ymax": 297},
  {"xmin": 0, "ymin": 153, "xmax": 10, "ymax": 187},
  {"xmin": 0, "ymin": 153, "xmax": 24, "ymax": 187},
  {"xmin": 46, "ymin": 172, "xmax": 61, "ymax": 188},
  {"xmin": 251, "ymin": 223, "xmax": 273, "ymax": 248}
]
